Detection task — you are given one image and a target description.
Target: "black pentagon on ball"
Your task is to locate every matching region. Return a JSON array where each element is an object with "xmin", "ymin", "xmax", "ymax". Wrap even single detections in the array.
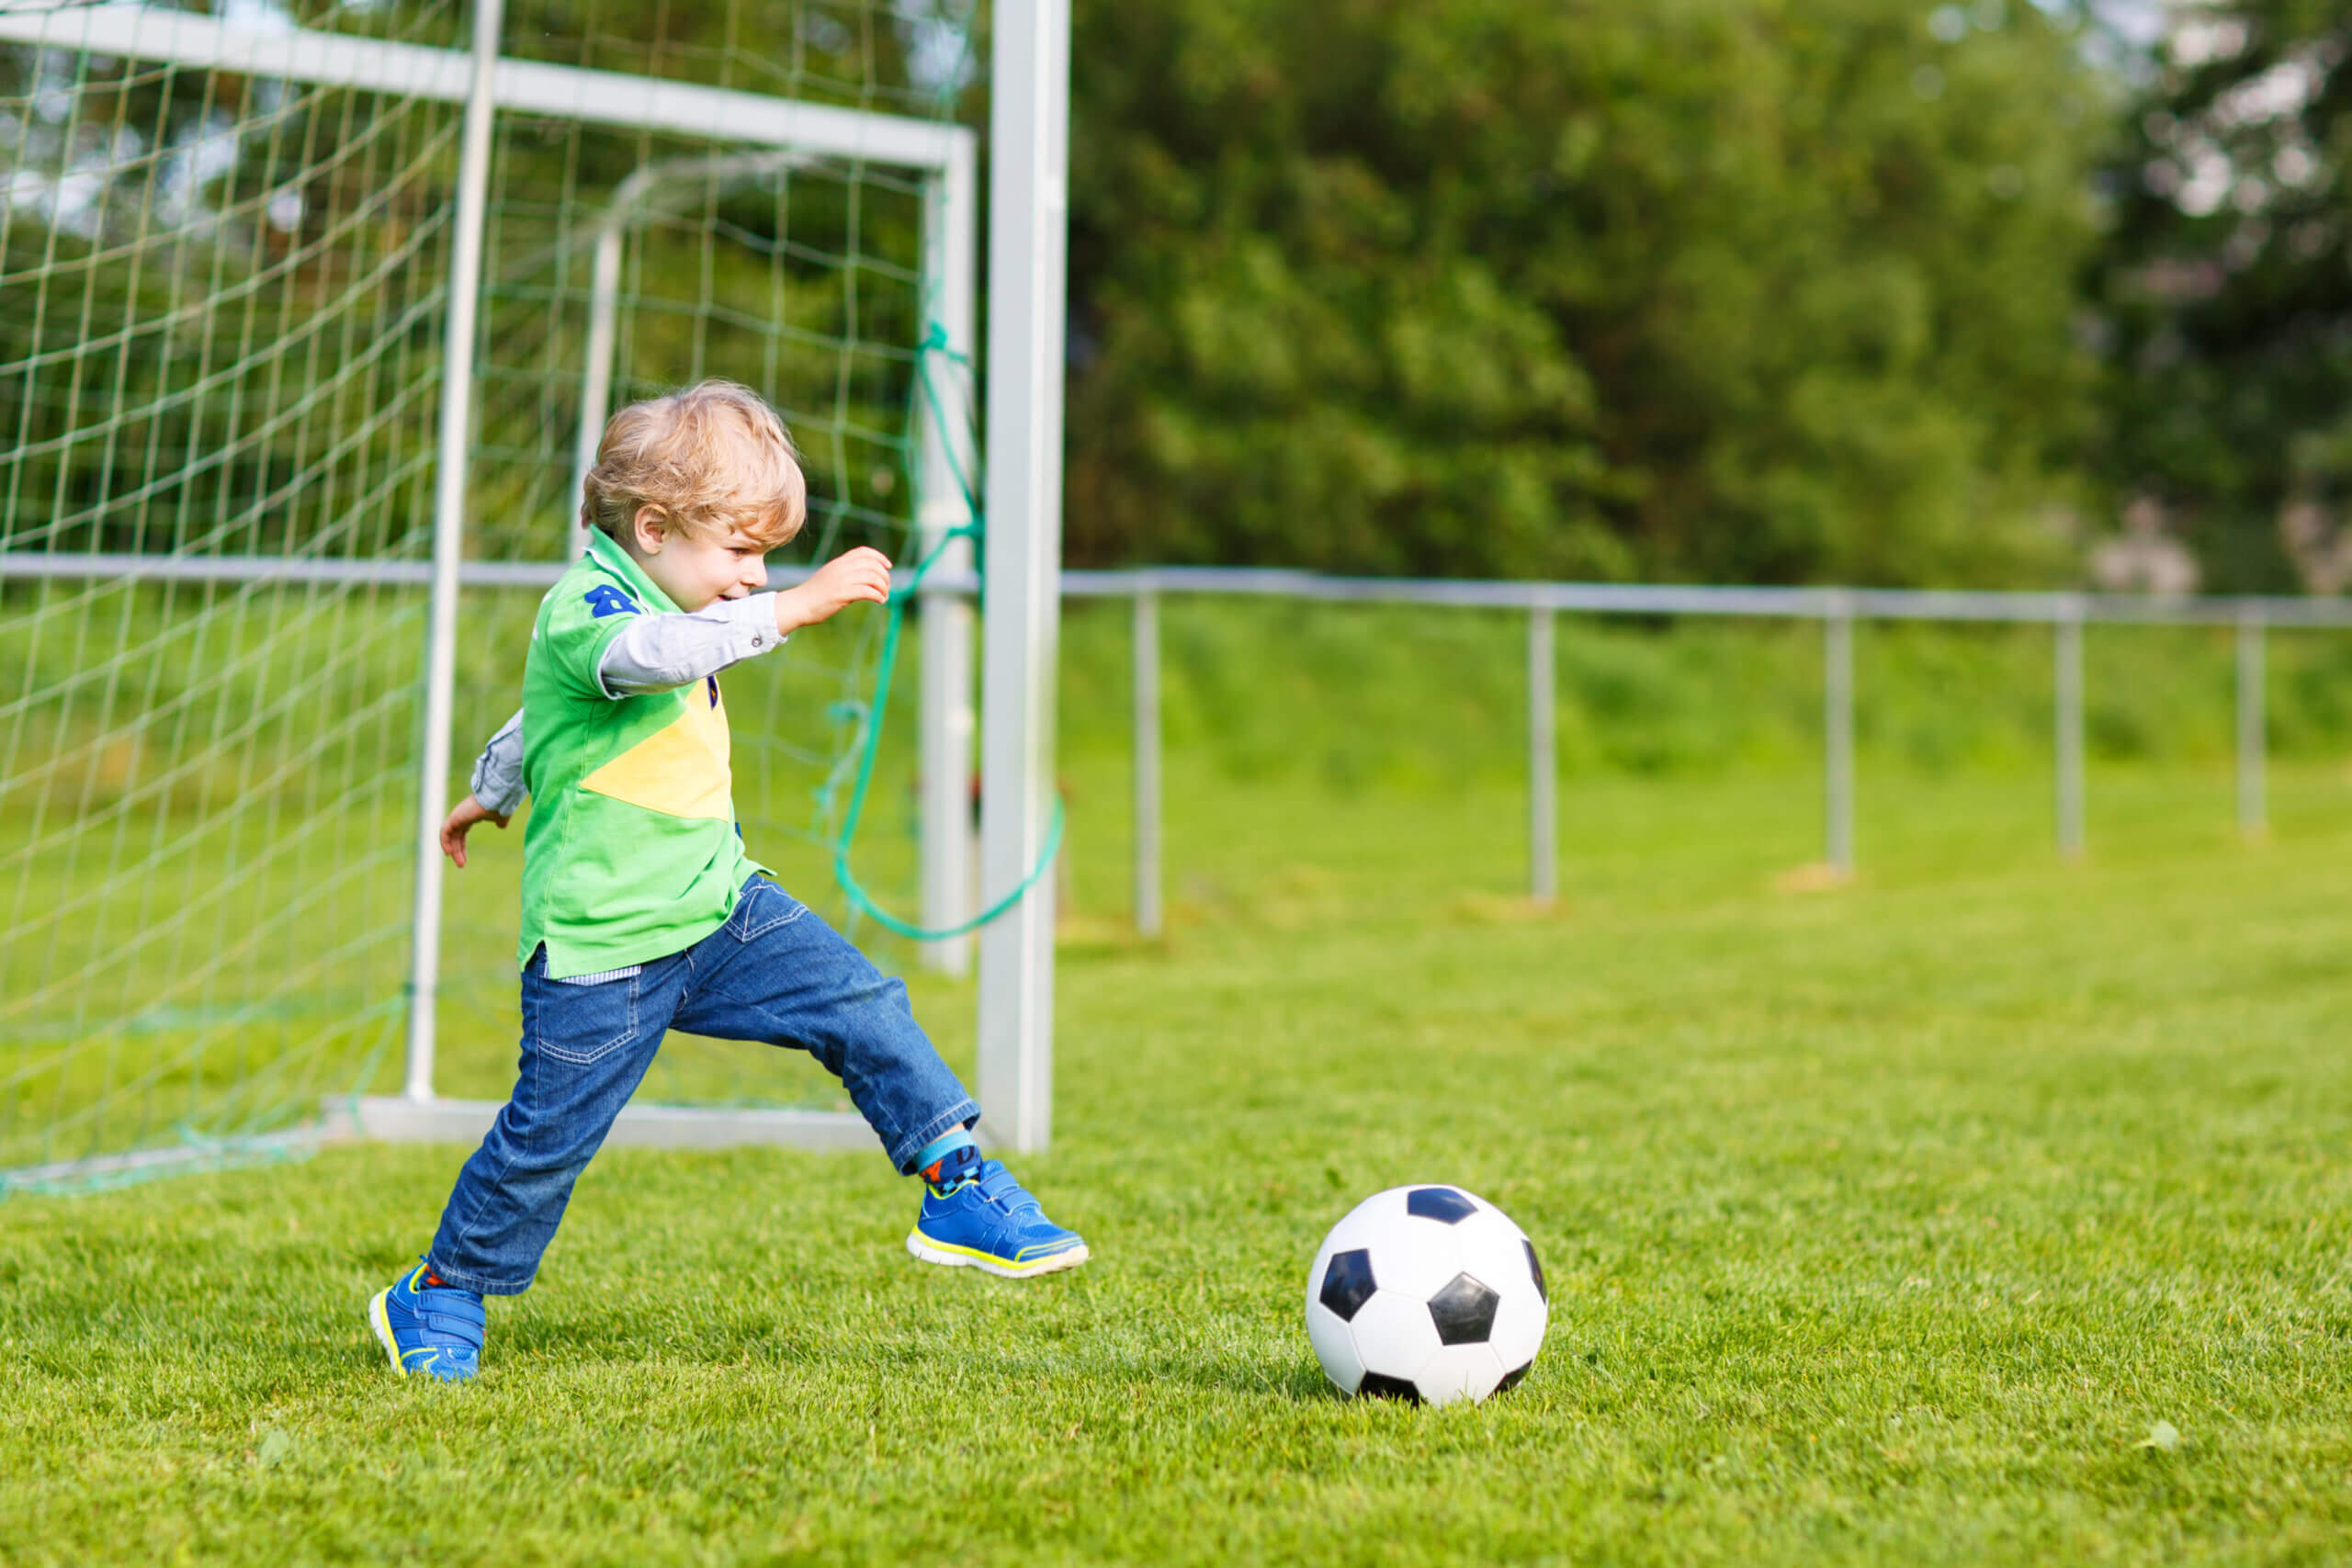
[
  {"xmin": 1405, "ymin": 1186, "xmax": 1477, "ymax": 1224},
  {"xmin": 1318, "ymin": 1248, "xmax": 1377, "ymax": 1323},
  {"xmin": 1427, "ymin": 1271, "xmax": 1501, "ymax": 1346},
  {"xmin": 1355, "ymin": 1372, "xmax": 1423, "ymax": 1404},
  {"xmin": 1524, "ymin": 1237, "xmax": 1547, "ymax": 1303},
  {"xmin": 1496, "ymin": 1362, "xmax": 1532, "ymax": 1394}
]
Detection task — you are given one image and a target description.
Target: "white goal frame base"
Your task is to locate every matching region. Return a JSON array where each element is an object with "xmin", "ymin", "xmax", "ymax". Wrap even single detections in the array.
[
  {"xmin": 335, "ymin": 1098, "xmax": 873, "ymax": 1151},
  {"xmin": 1, "ymin": 1103, "xmax": 870, "ymax": 1195}
]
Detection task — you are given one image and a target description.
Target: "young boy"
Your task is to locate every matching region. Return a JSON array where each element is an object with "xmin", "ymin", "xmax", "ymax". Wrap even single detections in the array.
[{"xmin": 369, "ymin": 380, "xmax": 1086, "ymax": 1383}]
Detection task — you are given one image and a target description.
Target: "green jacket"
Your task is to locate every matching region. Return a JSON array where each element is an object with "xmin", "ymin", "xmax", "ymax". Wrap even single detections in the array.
[{"xmin": 515, "ymin": 529, "xmax": 764, "ymax": 978}]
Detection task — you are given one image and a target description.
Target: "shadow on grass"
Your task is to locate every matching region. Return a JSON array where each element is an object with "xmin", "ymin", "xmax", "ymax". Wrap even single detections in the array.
[
  {"xmin": 1122, "ymin": 1353, "xmax": 1339, "ymax": 1404},
  {"xmin": 458, "ymin": 1321, "xmax": 1347, "ymax": 1406}
]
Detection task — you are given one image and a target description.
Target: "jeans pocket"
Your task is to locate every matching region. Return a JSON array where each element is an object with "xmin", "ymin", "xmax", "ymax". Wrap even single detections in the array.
[
  {"xmin": 527, "ymin": 964, "xmax": 641, "ymax": 1066},
  {"xmin": 729, "ymin": 878, "xmax": 806, "ymax": 942}
]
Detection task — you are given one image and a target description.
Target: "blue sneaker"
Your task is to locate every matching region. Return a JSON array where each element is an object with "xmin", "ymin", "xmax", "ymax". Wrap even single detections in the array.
[
  {"xmin": 908, "ymin": 1156, "xmax": 1090, "ymax": 1278},
  {"xmin": 368, "ymin": 1261, "xmax": 485, "ymax": 1382}
]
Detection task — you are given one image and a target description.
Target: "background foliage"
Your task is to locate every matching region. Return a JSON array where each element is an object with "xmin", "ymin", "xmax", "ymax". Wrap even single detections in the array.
[
  {"xmin": 2092, "ymin": 0, "xmax": 2352, "ymax": 592},
  {"xmin": 6, "ymin": 0, "xmax": 2348, "ymax": 590},
  {"xmin": 1065, "ymin": 0, "xmax": 2109, "ymax": 587}
]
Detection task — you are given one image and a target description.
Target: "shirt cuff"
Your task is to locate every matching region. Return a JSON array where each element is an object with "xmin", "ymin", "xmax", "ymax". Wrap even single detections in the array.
[
  {"xmin": 717, "ymin": 592, "xmax": 786, "ymax": 659},
  {"xmin": 469, "ymin": 714, "xmax": 526, "ymax": 818}
]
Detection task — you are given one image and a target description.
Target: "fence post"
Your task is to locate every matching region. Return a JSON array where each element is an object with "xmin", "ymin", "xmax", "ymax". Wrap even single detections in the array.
[
  {"xmin": 2055, "ymin": 604, "xmax": 2085, "ymax": 858},
  {"xmin": 1528, "ymin": 602, "xmax": 1557, "ymax": 904},
  {"xmin": 1133, "ymin": 588, "xmax": 1162, "ymax": 938},
  {"xmin": 403, "ymin": 0, "xmax": 505, "ymax": 1105},
  {"xmin": 1824, "ymin": 604, "xmax": 1854, "ymax": 875},
  {"xmin": 2237, "ymin": 610, "xmax": 2267, "ymax": 838}
]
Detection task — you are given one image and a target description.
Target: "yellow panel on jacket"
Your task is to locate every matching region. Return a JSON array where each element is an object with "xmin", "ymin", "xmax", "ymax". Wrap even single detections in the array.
[{"xmin": 578, "ymin": 681, "xmax": 734, "ymax": 822}]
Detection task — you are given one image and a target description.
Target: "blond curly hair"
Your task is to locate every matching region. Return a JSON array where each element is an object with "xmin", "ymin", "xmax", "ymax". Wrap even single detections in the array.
[{"xmin": 580, "ymin": 379, "xmax": 808, "ymax": 549}]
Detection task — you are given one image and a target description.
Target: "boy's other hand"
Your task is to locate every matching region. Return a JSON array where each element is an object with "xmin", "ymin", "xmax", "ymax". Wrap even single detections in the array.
[
  {"xmin": 775, "ymin": 547, "xmax": 891, "ymax": 636},
  {"xmin": 440, "ymin": 794, "xmax": 511, "ymax": 869}
]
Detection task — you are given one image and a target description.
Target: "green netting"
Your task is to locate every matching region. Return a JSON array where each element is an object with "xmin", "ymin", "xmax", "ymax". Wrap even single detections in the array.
[{"xmin": 0, "ymin": 0, "xmax": 981, "ymax": 1191}]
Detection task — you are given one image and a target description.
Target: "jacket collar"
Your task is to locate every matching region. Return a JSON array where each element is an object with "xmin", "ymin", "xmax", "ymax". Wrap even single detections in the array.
[{"xmin": 584, "ymin": 525, "xmax": 681, "ymax": 615}]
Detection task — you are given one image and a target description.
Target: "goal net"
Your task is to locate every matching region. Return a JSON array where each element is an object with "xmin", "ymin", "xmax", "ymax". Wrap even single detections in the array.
[{"xmin": 0, "ymin": 0, "xmax": 978, "ymax": 1192}]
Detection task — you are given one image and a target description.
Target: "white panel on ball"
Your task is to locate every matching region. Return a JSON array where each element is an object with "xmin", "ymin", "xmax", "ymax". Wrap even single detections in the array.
[
  {"xmin": 1381, "ymin": 1228, "xmax": 1468, "ymax": 1304},
  {"xmin": 1457, "ymin": 1218, "xmax": 1539, "ymax": 1305},
  {"xmin": 1485, "ymin": 1295, "xmax": 1546, "ymax": 1382},
  {"xmin": 1348, "ymin": 1291, "xmax": 1443, "ymax": 1387},
  {"xmin": 1417, "ymin": 1343, "xmax": 1506, "ymax": 1406},
  {"xmin": 1304, "ymin": 1303, "xmax": 1366, "ymax": 1395}
]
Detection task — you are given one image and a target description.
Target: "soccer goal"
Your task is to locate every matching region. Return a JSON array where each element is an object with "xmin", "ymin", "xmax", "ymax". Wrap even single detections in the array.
[{"xmin": 0, "ymin": 0, "xmax": 1069, "ymax": 1193}]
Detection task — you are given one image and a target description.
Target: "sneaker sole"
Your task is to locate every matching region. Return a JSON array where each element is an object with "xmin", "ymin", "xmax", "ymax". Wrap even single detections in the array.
[
  {"xmin": 906, "ymin": 1231, "xmax": 1091, "ymax": 1279},
  {"xmin": 367, "ymin": 1288, "xmax": 404, "ymax": 1376}
]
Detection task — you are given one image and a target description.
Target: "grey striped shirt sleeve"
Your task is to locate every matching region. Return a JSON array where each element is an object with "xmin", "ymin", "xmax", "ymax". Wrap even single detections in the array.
[
  {"xmin": 463, "ymin": 594, "xmax": 786, "ymax": 818},
  {"xmin": 469, "ymin": 707, "xmax": 526, "ymax": 818},
  {"xmin": 594, "ymin": 592, "xmax": 785, "ymax": 697}
]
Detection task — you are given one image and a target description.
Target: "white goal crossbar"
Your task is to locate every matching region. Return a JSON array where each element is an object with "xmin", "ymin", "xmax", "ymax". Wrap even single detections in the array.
[{"xmin": 0, "ymin": 4, "xmax": 971, "ymax": 172}]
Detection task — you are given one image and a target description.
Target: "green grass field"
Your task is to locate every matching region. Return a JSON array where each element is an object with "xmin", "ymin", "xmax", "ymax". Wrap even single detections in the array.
[{"xmin": 4, "ymin": 757, "xmax": 2349, "ymax": 1565}]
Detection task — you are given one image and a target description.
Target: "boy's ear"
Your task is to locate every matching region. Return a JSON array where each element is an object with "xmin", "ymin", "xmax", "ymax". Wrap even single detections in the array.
[{"xmin": 632, "ymin": 503, "xmax": 669, "ymax": 554}]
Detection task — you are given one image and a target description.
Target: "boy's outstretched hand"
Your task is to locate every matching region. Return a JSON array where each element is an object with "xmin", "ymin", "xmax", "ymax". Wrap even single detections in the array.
[
  {"xmin": 440, "ymin": 793, "xmax": 511, "ymax": 868},
  {"xmin": 775, "ymin": 546, "xmax": 890, "ymax": 636}
]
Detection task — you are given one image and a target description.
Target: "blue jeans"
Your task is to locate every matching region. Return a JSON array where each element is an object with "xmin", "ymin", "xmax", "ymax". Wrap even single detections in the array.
[{"xmin": 425, "ymin": 876, "xmax": 979, "ymax": 1295}]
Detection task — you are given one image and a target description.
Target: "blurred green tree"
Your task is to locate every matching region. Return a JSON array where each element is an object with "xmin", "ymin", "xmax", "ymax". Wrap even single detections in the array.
[
  {"xmin": 1065, "ymin": 0, "xmax": 2109, "ymax": 585},
  {"xmin": 2091, "ymin": 0, "xmax": 2351, "ymax": 592},
  {"xmin": 0, "ymin": 0, "xmax": 2117, "ymax": 588}
]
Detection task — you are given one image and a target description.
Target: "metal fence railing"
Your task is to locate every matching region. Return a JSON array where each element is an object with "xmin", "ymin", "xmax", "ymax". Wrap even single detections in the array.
[
  {"xmin": 1068, "ymin": 572, "xmax": 2352, "ymax": 926},
  {"xmin": 13, "ymin": 550, "xmax": 2347, "ymax": 926}
]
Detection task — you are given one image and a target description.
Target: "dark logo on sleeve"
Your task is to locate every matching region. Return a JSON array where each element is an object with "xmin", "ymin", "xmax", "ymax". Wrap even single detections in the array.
[{"xmin": 583, "ymin": 584, "xmax": 641, "ymax": 618}]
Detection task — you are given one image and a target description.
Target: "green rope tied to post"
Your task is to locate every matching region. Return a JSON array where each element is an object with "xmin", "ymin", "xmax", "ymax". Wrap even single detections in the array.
[{"xmin": 824, "ymin": 323, "xmax": 1066, "ymax": 942}]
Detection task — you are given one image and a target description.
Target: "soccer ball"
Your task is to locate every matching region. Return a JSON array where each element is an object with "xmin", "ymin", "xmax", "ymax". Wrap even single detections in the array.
[{"xmin": 1304, "ymin": 1184, "xmax": 1547, "ymax": 1405}]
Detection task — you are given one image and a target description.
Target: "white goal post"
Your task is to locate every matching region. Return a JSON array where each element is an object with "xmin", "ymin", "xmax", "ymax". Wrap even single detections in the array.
[{"xmin": 0, "ymin": 1, "xmax": 1065, "ymax": 1160}]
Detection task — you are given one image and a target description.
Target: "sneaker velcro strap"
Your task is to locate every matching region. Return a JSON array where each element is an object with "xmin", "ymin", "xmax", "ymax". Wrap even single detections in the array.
[
  {"xmin": 417, "ymin": 1294, "xmax": 487, "ymax": 1343},
  {"xmin": 973, "ymin": 1162, "xmax": 1041, "ymax": 1214},
  {"xmin": 419, "ymin": 1303, "xmax": 484, "ymax": 1331},
  {"xmin": 417, "ymin": 1287, "xmax": 486, "ymax": 1321}
]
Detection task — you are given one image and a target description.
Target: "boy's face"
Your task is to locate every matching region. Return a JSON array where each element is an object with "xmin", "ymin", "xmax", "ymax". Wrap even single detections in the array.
[{"xmin": 628, "ymin": 507, "xmax": 770, "ymax": 611}]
